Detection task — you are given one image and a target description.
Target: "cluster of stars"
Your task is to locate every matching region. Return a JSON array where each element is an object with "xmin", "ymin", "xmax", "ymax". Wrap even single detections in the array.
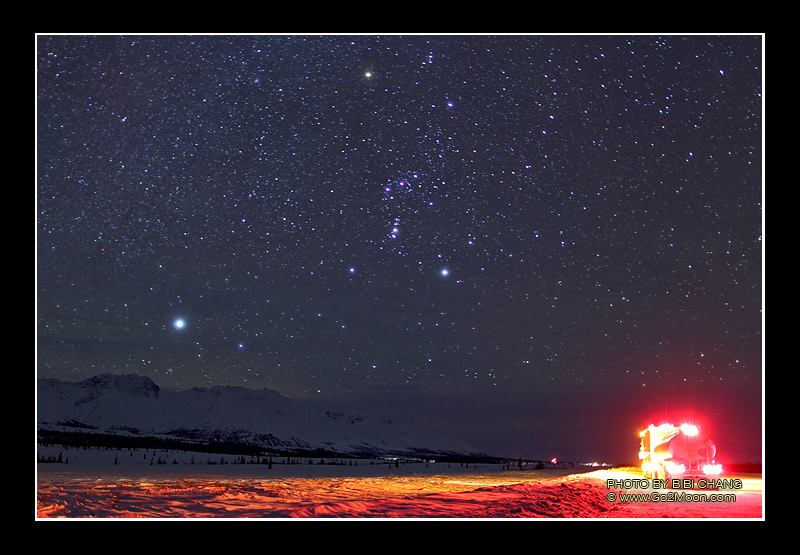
[{"xmin": 37, "ymin": 34, "xmax": 762, "ymax": 402}]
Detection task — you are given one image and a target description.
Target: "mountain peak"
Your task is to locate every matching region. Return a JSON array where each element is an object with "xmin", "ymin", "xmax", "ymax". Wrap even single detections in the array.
[
  {"xmin": 38, "ymin": 373, "xmax": 482, "ymax": 458},
  {"xmin": 78, "ymin": 373, "xmax": 160, "ymax": 399}
]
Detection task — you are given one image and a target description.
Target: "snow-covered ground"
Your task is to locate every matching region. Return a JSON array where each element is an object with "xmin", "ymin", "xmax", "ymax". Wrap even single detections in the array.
[
  {"xmin": 36, "ymin": 447, "xmax": 762, "ymax": 519},
  {"xmin": 36, "ymin": 375, "xmax": 763, "ymax": 519}
]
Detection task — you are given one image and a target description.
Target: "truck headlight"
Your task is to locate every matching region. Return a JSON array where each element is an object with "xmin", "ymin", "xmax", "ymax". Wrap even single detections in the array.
[{"xmin": 703, "ymin": 464, "xmax": 722, "ymax": 475}]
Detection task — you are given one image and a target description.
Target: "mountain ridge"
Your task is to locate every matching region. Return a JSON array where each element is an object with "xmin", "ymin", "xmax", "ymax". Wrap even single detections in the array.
[{"xmin": 37, "ymin": 373, "xmax": 485, "ymax": 459}]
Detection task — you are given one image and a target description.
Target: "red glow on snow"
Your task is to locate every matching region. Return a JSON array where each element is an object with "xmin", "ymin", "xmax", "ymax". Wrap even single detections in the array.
[{"xmin": 36, "ymin": 466, "xmax": 761, "ymax": 519}]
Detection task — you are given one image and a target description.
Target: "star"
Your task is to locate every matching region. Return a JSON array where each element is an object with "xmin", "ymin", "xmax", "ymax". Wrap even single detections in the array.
[{"xmin": 36, "ymin": 34, "xmax": 763, "ymax": 464}]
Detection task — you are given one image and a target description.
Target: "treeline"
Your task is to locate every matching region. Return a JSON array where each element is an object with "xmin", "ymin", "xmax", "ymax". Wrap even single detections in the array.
[
  {"xmin": 38, "ymin": 429, "xmax": 269, "ymax": 458},
  {"xmin": 36, "ymin": 429, "xmax": 509, "ymax": 466},
  {"xmin": 38, "ymin": 451, "xmax": 68, "ymax": 464},
  {"xmin": 38, "ymin": 429, "xmax": 388, "ymax": 462}
]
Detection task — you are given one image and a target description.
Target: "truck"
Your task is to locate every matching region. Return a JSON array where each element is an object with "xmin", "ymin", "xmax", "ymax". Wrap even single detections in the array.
[{"xmin": 638, "ymin": 423, "xmax": 722, "ymax": 481}]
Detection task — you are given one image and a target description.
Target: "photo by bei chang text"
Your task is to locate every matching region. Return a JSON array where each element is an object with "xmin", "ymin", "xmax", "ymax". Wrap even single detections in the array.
[
  {"xmin": 605, "ymin": 478, "xmax": 742, "ymax": 503},
  {"xmin": 606, "ymin": 478, "xmax": 742, "ymax": 490}
]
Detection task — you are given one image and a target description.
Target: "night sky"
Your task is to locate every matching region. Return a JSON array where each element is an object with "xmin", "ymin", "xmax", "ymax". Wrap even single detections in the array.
[{"xmin": 36, "ymin": 34, "xmax": 763, "ymax": 464}]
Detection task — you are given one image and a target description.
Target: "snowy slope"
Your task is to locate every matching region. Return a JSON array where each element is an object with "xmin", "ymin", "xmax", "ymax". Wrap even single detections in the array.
[{"xmin": 37, "ymin": 374, "xmax": 481, "ymax": 458}]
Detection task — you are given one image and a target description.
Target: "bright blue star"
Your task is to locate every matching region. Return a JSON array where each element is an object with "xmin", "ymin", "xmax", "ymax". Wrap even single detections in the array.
[
  {"xmin": 441, "ymin": 268, "xmax": 449, "ymax": 277},
  {"xmin": 173, "ymin": 318, "xmax": 185, "ymax": 330}
]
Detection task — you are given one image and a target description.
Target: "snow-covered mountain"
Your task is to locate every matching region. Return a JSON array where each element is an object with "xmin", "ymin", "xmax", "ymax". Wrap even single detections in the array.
[{"xmin": 37, "ymin": 374, "xmax": 482, "ymax": 458}]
